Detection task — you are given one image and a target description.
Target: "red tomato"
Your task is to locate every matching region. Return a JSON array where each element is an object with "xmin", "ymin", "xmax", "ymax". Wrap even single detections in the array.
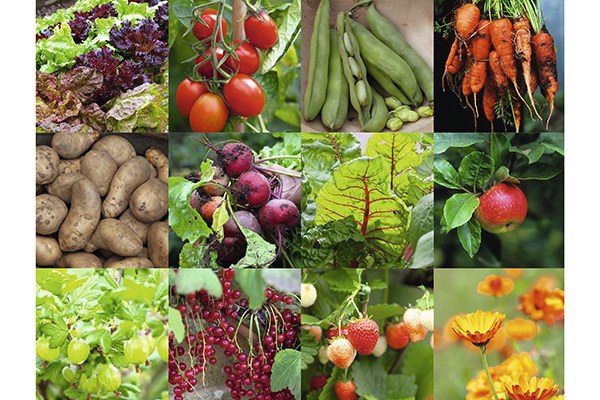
[
  {"xmin": 176, "ymin": 78, "xmax": 208, "ymax": 118},
  {"xmin": 192, "ymin": 8, "xmax": 228, "ymax": 41},
  {"xmin": 195, "ymin": 47, "xmax": 227, "ymax": 78},
  {"xmin": 244, "ymin": 11, "xmax": 278, "ymax": 50},
  {"xmin": 223, "ymin": 74, "xmax": 265, "ymax": 117},
  {"xmin": 189, "ymin": 93, "xmax": 229, "ymax": 132},
  {"xmin": 224, "ymin": 41, "xmax": 260, "ymax": 75}
]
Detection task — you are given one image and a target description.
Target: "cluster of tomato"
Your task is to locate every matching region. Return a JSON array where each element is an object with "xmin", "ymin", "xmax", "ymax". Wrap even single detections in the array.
[{"xmin": 176, "ymin": 6, "xmax": 279, "ymax": 132}]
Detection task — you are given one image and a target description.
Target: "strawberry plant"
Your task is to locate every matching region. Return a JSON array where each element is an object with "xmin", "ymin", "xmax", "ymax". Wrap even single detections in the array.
[
  {"xmin": 35, "ymin": 269, "xmax": 168, "ymax": 399},
  {"xmin": 168, "ymin": 269, "xmax": 301, "ymax": 399},
  {"xmin": 434, "ymin": 132, "xmax": 564, "ymax": 266},
  {"xmin": 298, "ymin": 132, "xmax": 434, "ymax": 268},
  {"xmin": 301, "ymin": 269, "xmax": 434, "ymax": 399},
  {"xmin": 170, "ymin": 0, "xmax": 301, "ymax": 132},
  {"xmin": 169, "ymin": 133, "xmax": 301, "ymax": 268}
]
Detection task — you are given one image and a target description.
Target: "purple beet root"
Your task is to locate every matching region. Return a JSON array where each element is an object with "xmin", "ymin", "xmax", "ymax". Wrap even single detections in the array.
[
  {"xmin": 223, "ymin": 210, "xmax": 263, "ymax": 238},
  {"xmin": 192, "ymin": 138, "xmax": 254, "ymax": 178},
  {"xmin": 217, "ymin": 236, "xmax": 246, "ymax": 265},
  {"xmin": 234, "ymin": 171, "xmax": 271, "ymax": 208},
  {"xmin": 258, "ymin": 199, "xmax": 300, "ymax": 233}
]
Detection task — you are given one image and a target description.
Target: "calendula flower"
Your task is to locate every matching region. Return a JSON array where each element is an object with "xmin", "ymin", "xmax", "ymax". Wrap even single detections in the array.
[
  {"xmin": 452, "ymin": 310, "xmax": 506, "ymax": 346},
  {"xmin": 506, "ymin": 318, "xmax": 537, "ymax": 341},
  {"xmin": 466, "ymin": 353, "xmax": 538, "ymax": 400},
  {"xmin": 464, "ymin": 326, "xmax": 507, "ymax": 353},
  {"xmin": 478, "ymin": 275, "xmax": 514, "ymax": 297},
  {"xmin": 504, "ymin": 268, "xmax": 524, "ymax": 279},
  {"xmin": 519, "ymin": 288, "xmax": 564, "ymax": 325},
  {"xmin": 551, "ymin": 396, "xmax": 564, "ymax": 400},
  {"xmin": 504, "ymin": 376, "xmax": 559, "ymax": 400}
]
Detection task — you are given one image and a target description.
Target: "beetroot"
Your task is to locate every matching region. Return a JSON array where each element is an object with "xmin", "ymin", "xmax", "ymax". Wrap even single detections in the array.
[
  {"xmin": 189, "ymin": 188, "xmax": 208, "ymax": 210},
  {"xmin": 234, "ymin": 171, "xmax": 271, "ymax": 208},
  {"xmin": 219, "ymin": 142, "xmax": 254, "ymax": 178},
  {"xmin": 217, "ymin": 236, "xmax": 246, "ymax": 265},
  {"xmin": 223, "ymin": 210, "xmax": 263, "ymax": 238},
  {"xmin": 258, "ymin": 199, "xmax": 300, "ymax": 233}
]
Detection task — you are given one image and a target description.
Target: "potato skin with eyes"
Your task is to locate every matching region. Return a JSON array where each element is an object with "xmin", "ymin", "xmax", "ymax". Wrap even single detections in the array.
[
  {"xmin": 36, "ymin": 236, "xmax": 63, "ymax": 267},
  {"xmin": 129, "ymin": 178, "xmax": 168, "ymax": 223},
  {"xmin": 148, "ymin": 221, "xmax": 168, "ymax": 268},
  {"xmin": 58, "ymin": 179, "xmax": 101, "ymax": 252},
  {"xmin": 102, "ymin": 156, "xmax": 152, "ymax": 218},
  {"xmin": 36, "ymin": 146, "xmax": 60, "ymax": 185},
  {"xmin": 36, "ymin": 194, "xmax": 68, "ymax": 235}
]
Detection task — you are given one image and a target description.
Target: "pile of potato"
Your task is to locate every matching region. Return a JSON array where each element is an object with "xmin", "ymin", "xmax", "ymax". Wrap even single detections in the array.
[{"xmin": 36, "ymin": 133, "xmax": 168, "ymax": 268}]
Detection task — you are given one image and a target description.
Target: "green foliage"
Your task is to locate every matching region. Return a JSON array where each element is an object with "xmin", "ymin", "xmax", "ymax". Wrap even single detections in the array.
[
  {"xmin": 271, "ymin": 349, "xmax": 302, "ymax": 399},
  {"xmin": 234, "ymin": 270, "xmax": 268, "ymax": 310}
]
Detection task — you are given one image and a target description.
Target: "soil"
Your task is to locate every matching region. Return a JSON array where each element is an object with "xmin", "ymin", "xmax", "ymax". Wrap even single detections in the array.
[{"xmin": 36, "ymin": 0, "xmax": 77, "ymax": 18}]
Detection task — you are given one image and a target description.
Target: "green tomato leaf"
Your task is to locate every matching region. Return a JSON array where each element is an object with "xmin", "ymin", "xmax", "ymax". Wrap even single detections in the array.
[
  {"xmin": 234, "ymin": 270, "xmax": 267, "ymax": 310},
  {"xmin": 270, "ymin": 349, "xmax": 301, "ymax": 399},
  {"xmin": 458, "ymin": 151, "xmax": 494, "ymax": 189},
  {"xmin": 457, "ymin": 218, "xmax": 482, "ymax": 258},
  {"xmin": 434, "ymin": 158, "xmax": 463, "ymax": 190},
  {"xmin": 442, "ymin": 193, "xmax": 480, "ymax": 231},
  {"xmin": 315, "ymin": 156, "xmax": 410, "ymax": 263},
  {"xmin": 434, "ymin": 133, "xmax": 487, "ymax": 154},
  {"xmin": 511, "ymin": 163, "xmax": 561, "ymax": 180},
  {"xmin": 260, "ymin": 0, "xmax": 301, "ymax": 74}
]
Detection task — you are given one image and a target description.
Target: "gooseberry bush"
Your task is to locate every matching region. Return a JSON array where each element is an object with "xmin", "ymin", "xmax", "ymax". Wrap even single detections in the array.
[
  {"xmin": 301, "ymin": 269, "xmax": 434, "ymax": 400},
  {"xmin": 36, "ymin": 269, "xmax": 169, "ymax": 400},
  {"xmin": 168, "ymin": 269, "xmax": 301, "ymax": 399}
]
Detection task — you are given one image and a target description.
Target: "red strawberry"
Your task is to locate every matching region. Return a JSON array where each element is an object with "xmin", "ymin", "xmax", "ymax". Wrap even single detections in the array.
[
  {"xmin": 346, "ymin": 318, "xmax": 379, "ymax": 355},
  {"xmin": 327, "ymin": 338, "xmax": 356, "ymax": 369},
  {"xmin": 386, "ymin": 322, "xmax": 410, "ymax": 350},
  {"xmin": 326, "ymin": 325, "xmax": 349, "ymax": 340},
  {"xmin": 310, "ymin": 374, "xmax": 329, "ymax": 391},
  {"xmin": 334, "ymin": 380, "xmax": 358, "ymax": 400}
]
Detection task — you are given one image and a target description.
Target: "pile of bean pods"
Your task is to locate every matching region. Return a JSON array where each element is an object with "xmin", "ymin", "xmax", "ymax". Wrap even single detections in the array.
[{"xmin": 303, "ymin": 0, "xmax": 434, "ymax": 132}]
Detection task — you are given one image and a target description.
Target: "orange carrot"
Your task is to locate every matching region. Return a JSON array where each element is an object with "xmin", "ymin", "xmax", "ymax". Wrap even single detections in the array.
[
  {"xmin": 514, "ymin": 16, "xmax": 541, "ymax": 119},
  {"xmin": 490, "ymin": 19, "xmax": 524, "ymax": 101},
  {"xmin": 470, "ymin": 20, "xmax": 491, "ymax": 95},
  {"xmin": 489, "ymin": 50, "xmax": 508, "ymax": 97},
  {"xmin": 455, "ymin": 3, "xmax": 481, "ymax": 41},
  {"xmin": 483, "ymin": 71, "xmax": 498, "ymax": 127},
  {"xmin": 512, "ymin": 95, "xmax": 522, "ymax": 133},
  {"xmin": 532, "ymin": 31, "xmax": 558, "ymax": 127}
]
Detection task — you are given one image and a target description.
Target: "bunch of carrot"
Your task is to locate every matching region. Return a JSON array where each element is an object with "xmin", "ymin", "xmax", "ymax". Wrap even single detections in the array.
[{"xmin": 442, "ymin": 0, "xmax": 558, "ymax": 132}]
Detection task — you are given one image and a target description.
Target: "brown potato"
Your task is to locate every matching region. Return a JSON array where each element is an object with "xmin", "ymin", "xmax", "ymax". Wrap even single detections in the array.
[
  {"xmin": 148, "ymin": 221, "xmax": 168, "ymax": 268},
  {"xmin": 81, "ymin": 150, "xmax": 118, "ymax": 197},
  {"xmin": 129, "ymin": 178, "xmax": 168, "ymax": 223},
  {"xmin": 45, "ymin": 172, "xmax": 86, "ymax": 204},
  {"xmin": 58, "ymin": 158, "xmax": 82, "ymax": 175},
  {"xmin": 84, "ymin": 219, "xmax": 143, "ymax": 257},
  {"xmin": 36, "ymin": 194, "xmax": 68, "ymax": 235},
  {"xmin": 36, "ymin": 145, "xmax": 60, "ymax": 185},
  {"xmin": 58, "ymin": 179, "xmax": 101, "ymax": 252},
  {"xmin": 36, "ymin": 236, "xmax": 63, "ymax": 267},
  {"xmin": 119, "ymin": 209, "xmax": 150, "ymax": 244},
  {"xmin": 51, "ymin": 132, "xmax": 99, "ymax": 159},
  {"xmin": 106, "ymin": 257, "xmax": 154, "ymax": 268},
  {"xmin": 57, "ymin": 252, "xmax": 103, "ymax": 268},
  {"xmin": 91, "ymin": 135, "xmax": 136, "ymax": 166},
  {"xmin": 102, "ymin": 156, "xmax": 152, "ymax": 218},
  {"xmin": 145, "ymin": 147, "xmax": 169, "ymax": 183}
]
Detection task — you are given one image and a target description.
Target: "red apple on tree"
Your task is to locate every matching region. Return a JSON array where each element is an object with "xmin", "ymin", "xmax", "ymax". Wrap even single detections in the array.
[{"xmin": 474, "ymin": 183, "xmax": 528, "ymax": 234}]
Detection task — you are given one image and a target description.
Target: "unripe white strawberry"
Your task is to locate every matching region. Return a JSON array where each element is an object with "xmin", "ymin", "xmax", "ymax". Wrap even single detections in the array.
[
  {"xmin": 372, "ymin": 336, "xmax": 387, "ymax": 357},
  {"xmin": 419, "ymin": 309, "xmax": 434, "ymax": 331},
  {"xmin": 318, "ymin": 345, "xmax": 329, "ymax": 364},
  {"xmin": 301, "ymin": 283, "xmax": 317, "ymax": 307},
  {"xmin": 403, "ymin": 308, "xmax": 422, "ymax": 329}
]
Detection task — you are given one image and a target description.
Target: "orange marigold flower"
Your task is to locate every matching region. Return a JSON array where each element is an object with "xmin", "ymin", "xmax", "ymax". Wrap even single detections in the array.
[
  {"xmin": 464, "ymin": 326, "xmax": 507, "ymax": 353},
  {"xmin": 443, "ymin": 316, "xmax": 461, "ymax": 344},
  {"xmin": 504, "ymin": 376, "xmax": 559, "ymax": 400},
  {"xmin": 466, "ymin": 353, "xmax": 538, "ymax": 400},
  {"xmin": 504, "ymin": 268, "xmax": 524, "ymax": 279},
  {"xmin": 506, "ymin": 318, "xmax": 537, "ymax": 341},
  {"xmin": 519, "ymin": 288, "xmax": 564, "ymax": 325},
  {"xmin": 551, "ymin": 396, "xmax": 564, "ymax": 400},
  {"xmin": 534, "ymin": 275, "xmax": 558, "ymax": 291},
  {"xmin": 452, "ymin": 310, "xmax": 506, "ymax": 346},
  {"xmin": 477, "ymin": 275, "xmax": 514, "ymax": 297}
]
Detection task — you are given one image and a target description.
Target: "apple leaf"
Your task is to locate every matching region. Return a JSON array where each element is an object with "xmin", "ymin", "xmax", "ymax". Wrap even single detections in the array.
[
  {"xmin": 433, "ymin": 133, "xmax": 487, "ymax": 154},
  {"xmin": 458, "ymin": 151, "xmax": 494, "ymax": 189},
  {"xmin": 443, "ymin": 193, "xmax": 480, "ymax": 231},
  {"xmin": 434, "ymin": 158, "xmax": 463, "ymax": 190},
  {"xmin": 510, "ymin": 143, "xmax": 545, "ymax": 164},
  {"xmin": 493, "ymin": 166, "xmax": 521, "ymax": 185},
  {"xmin": 315, "ymin": 156, "xmax": 410, "ymax": 263},
  {"xmin": 511, "ymin": 163, "xmax": 561, "ymax": 180},
  {"xmin": 490, "ymin": 133, "xmax": 511, "ymax": 169},
  {"xmin": 539, "ymin": 133, "xmax": 564, "ymax": 155},
  {"xmin": 457, "ymin": 218, "xmax": 481, "ymax": 258}
]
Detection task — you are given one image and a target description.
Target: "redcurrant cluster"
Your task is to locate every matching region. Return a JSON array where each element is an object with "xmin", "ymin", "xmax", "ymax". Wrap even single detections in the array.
[{"xmin": 169, "ymin": 269, "xmax": 300, "ymax": 399}]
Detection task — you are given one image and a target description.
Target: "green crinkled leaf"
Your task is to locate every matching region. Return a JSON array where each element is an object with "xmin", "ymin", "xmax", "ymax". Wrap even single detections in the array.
[
  {"xmin": 434, "ymin": 133, "xmax": 487, "ymax": 154},
  {"xmin": 400, "ymin": 341, "xmax": 434, "ymax": 400},
  {"xmin": 434, "ymin": 158, "xmax": 462, "ymax": 189},
  {"xmin": 458, "ymin": 151, "xmax": 494, "ymax": 189},
  {"xmin": 352, "ymin": 359, "xmax": 387, "ymax": 399},
  {"xmin": 179, "ymin": 242, "xmax": 206, "ymax": 268},
  {"xmin": 174, "ymin": 269, "xmax": 223, "ymax": 297},
  {"xmin": 457, "ymin": 218, "xmax": 482, "ymax": 258},
  {"xmin": 270, "ymin": 349, "xmax": 301, "ymax": 399},
  {"xmin": 511, "ymin": 163, "xmax": 561, "ymax": 180},
  {"xmin": 493, "ymin": 166, "xmax": 520, "ymax": 185},
  {"xmin": 230, "ymin": 229, "xmax": 277, "ymax": 269},
  {"xmin": 168, "ymin": 307, "xmax": 185, "ymax": 343},
  {"xmin": 36, "ymin": 24, "xmax": 84, "ymax": 73},
  {"xmin": 442, "ymin": 193, "xmax": 479, "ymax": 231},
  {"xmin": 235, "ymin": 270, "xmax": 267, "ymax": 310},
  {"xmin": 41, "ymin": 318, "xmax": 69, "ymax": 348},
  {"xmin": 490, "ymin": 133, "xmax": 511, "ymax": 170},
  {"xmin": 410, "ymin": 231, "xmax": 434, "ymax": 269},
  {"xmin": 315, "ymin": 156, "xmax": 410, "ymax": 263},
  {"xmin": 387, "ymin": 374, "xmax": 417, "ymax": 399},
  {"xmin": 260, "ymin": 0, "xmax": 301, "ymax": 73},
  {"xmin": 409, "ymin": 193, "xmax": 433, "ymax": 248},
  {"xmin": 322, "ymin": 269, "xmax": 360, "ymax": 292},
  {"xmin": 367, "ymin": 303, "xmax": 405, "ymax": 323},
  {"xmin": 302, "ymin": 133, "xmax": 362, "ymax": 199}
]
